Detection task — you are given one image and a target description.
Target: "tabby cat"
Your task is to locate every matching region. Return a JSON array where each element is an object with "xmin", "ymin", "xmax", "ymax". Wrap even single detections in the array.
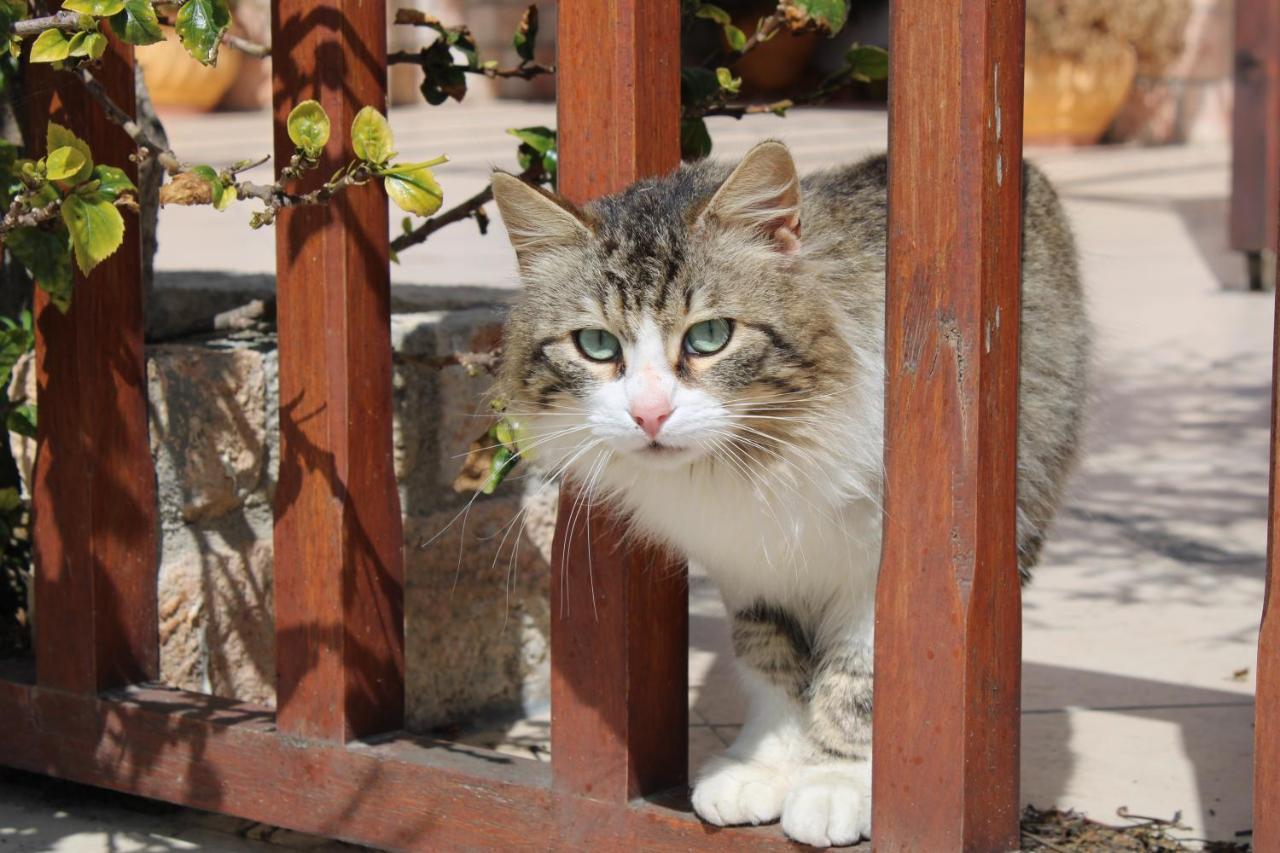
[{"xmin": 490, "ymin": 141, "xmax": 1090, "ymax": 847}]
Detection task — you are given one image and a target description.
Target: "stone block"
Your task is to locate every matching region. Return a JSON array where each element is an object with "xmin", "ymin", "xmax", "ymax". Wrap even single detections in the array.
[
  {"xmin": 12, "ymin": 290, "xmax": 549, "ymax": 730},
  {"xmin": 405, "ymin": 485, "xmax": 557, "ymax": 731},
  {"xmin": 148, "ymin": 343, "xmax": 269, "ymax": 524}
]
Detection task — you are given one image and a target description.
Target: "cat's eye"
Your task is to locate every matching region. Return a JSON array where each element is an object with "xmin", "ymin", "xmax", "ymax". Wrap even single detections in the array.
[
  {"xmin": 574, "ymin": 328, "xmax": 622, "ymax": 362},
  {"xmin": 683, "ymin": 319, "xmax": 733, "ymax": 356}
]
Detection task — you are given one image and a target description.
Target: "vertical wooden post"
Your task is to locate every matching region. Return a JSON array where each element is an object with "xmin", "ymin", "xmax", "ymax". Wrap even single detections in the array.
[
  {"xmin": 271, "ymin": 0, "xmax": 404, "ymax": 742},
  {"xmin": 873, "ymin": 0, "xmax": 1025, "ymax": 850},
  {"xmin": 1258, "ymin": 222, "xmax": 1280, "ymax": 853},
  {"xmin": 31, "ymin": 42, "xmax": 158, "ymax": 694},
  {"xmin": 1229, "ymin": 0, "xmax": 1280, "ymax": 287},
  {"xmin": 551, "ymin": 0, "xmax": 686, "ymax": 807}
]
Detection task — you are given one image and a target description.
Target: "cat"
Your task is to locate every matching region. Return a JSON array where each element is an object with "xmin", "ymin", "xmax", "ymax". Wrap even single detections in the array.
[{"xmin": 490, "ymin": 140, "xmax": 1090, "ymax": 847}]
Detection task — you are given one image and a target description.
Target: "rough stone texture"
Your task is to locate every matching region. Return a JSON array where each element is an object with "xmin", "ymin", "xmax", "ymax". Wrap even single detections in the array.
[
  {"xmin": 404, "ymin": 489, "xmax": 556, "ymax": 730},
  {"xmin": 10, "ymin": 289, "xmax": 553, "ymax": 730},
  {"xmin": 148, "ymin": 344, "xmax": 269, "ymax": 523}
]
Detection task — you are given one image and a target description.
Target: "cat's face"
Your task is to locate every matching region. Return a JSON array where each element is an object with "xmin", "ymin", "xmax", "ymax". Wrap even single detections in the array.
[{"xmin": 492, "ymin": 142, "xmax": 852, "ymax": 483}]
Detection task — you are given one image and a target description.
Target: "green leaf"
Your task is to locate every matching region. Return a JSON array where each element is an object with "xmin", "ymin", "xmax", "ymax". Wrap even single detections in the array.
[
  {"xmin": 715, "ymin": 66, "xmax": 741, "ymax": 95},
  {"xmin": 63, "ymin": 0, "xmax": 126, "ymax": 14},
  {"xmin": 723, "ymin": 24, "xmax": 746, "ymax": 51},
  {"xmin": 846, "ymin": 43, "xmax": 888, "ymax": 82},
  {"xmin": 680, "ymin": 117, "xmax": 712, "ymax": 161},
  {"xmin": 286, "ymin": 100, "xmax": 330, "ymax": 159},
  {"xmin": 680, "ymin": 67, "xmax": 721, "ymax": 108},
  {"xmin": 67, "ymin": 30, "xmax": 107, "ymax": 60},
  {"xmin": 30, "ymin": 29, "xmax": 72, "ymax": 63},
  {"xmin": 512, "ymin": 4, "xmax": 538, "ymax": 62},
  {"xmin": 506, "ymin": 126, "xmax": 555, "ymax": 154},
  {"xmin": 383, "ymin": 163, "xmax": 443, "ymax": 217},
  {"xmin": 174, "ymin": 0, "xmax": 230, "ymax": 66},
  {"xmin": 188, "ymin": 163, "xmax": 229, "ymax": 209},
  {"xmin": 350, "ymin": 106, "xmax": 394, "ymax": 165},
  {"xmin": 46, "ymin": 122, "xmax": 93, "ymax": 183},
  {"xmin": 7, "ymin": 227, "xmax": 73, "ymax": 312},
  {"xmin": 784, "ymin": 0, "xmax": 848, "ymax": 35},
  {"xmin": 45, "ymin": 146, "xmax": 88, "ymax": 182},
  {"xmin": 0, "ymin": 323, "xmax": 33, "ymax": 390},
  {"xmin": 108, "ymin": 0, "xmax": 164, "ymax": 46},
  {"xmin": 694, "ymin": 4, "xmax": 731, "ymax": 25},
  {"xmin": 61, "ymin": 192, "xmax": 124, "ymax": 276},
  {"xmin": 481, "ymin": 445, "xmax": 518, "ymax": 495},
  {"xmin": 0, "ymin": 487, "xmax": 20, "ymax": 513},
  {"xmin": 92, "ymin": 164, "xmax": 136, "ymax": 200},
  {"xmin": 6, "ymin": 404, "xmax": 35, "ymax": 439}
]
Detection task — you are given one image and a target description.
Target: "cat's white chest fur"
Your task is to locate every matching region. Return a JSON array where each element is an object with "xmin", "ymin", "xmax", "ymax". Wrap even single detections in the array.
[{"xmin": 603, "ymin": 459, "xmax": 883, "ymax": 627}]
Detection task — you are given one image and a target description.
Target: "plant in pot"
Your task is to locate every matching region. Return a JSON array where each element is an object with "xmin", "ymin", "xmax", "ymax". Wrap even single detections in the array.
[{"xmin": 1024, "ymin": 0, "xmax": 1190, "ymax": 145}]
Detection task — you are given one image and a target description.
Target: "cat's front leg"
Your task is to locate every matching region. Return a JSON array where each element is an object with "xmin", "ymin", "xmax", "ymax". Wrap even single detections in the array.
[
  {"xmin": 692, "ymin": 604, "xmax": 812, "ymax": 827},
  {"xmin": 782, "ymin": 645, "xmax": 875, "ymax": 848}
]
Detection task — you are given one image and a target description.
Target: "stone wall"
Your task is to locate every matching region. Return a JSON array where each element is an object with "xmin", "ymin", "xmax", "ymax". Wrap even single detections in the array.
[{"xmin": 13, "ymin": 291, "xmax": 556, "ymax": 731}]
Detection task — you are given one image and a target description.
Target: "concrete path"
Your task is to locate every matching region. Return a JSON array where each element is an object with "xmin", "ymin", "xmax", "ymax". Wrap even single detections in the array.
[{"xmin": 2, "ymin": 100, "xmax": 1265, "ymax": 848}]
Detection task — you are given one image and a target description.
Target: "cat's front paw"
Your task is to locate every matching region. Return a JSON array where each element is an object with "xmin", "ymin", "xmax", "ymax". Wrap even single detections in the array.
[
  {"xmin": 691, "ymin": 754, "xmax": 792, "ymax": 827},
  {"xmin": 780, "ymin": 762, "xmax": 872, "ymax": 847}
]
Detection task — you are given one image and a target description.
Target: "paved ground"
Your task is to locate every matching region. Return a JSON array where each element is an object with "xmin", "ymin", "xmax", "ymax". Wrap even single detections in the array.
[{"xmin": 1, "ymin": 100, "xmax": 1267, "ymax": 849}]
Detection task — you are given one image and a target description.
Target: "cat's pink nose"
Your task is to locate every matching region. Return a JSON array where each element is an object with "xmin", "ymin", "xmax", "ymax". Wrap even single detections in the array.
[{"xmin": 631, "ymin": 400, "xmax": 673, "ymax": 441}]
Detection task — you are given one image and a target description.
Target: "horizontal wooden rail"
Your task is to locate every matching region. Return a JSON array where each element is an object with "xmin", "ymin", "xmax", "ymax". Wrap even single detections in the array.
[{"xmin": 0, "ymin": 679, "xmax": 799, "ymax": 851}]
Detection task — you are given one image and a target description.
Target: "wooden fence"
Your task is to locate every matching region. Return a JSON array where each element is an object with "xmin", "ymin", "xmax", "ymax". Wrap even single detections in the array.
[{"xmin": 0, "ymin": 0, "xmax": 1274, "ymax": 850}]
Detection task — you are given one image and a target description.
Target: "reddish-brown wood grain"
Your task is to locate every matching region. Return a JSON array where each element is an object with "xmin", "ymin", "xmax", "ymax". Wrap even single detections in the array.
[
  {"xmin": 29, "ymin": 41, "xmax": 158, "ymax": 694},
  {"xmin": 0, "ymin": 681, "xmax": 803, "ymax": 851},
  {"xmin": 550, "ymin": 484, "xmax": 689, "ymax": 805},
  {"xmin": 873, "ymin": 1, "xmax": 1026, "ymax": 850},
  {"xmin": 271, "ymin": 0, "xmax": 404, "ymax": 742},
  {"xmin": 1257, "ymin": 219, "xmax": 1280, "ymax": 851},
  {"xmin": 552, "ymin": 0, "xmax": 689, "ymax": 807},
  {"xmin": 1230, "ymin": 0, "xmax": 1280, "ymax": 255}
]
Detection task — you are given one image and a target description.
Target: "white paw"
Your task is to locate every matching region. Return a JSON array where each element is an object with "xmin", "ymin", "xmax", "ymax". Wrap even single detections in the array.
[
  {"xmin": 781, "ymin": 765, "xmax": 872, "ymax": 847},
  {"xmin": 692, "ymin": 755, "xmax": 792, "ymax": 827}
]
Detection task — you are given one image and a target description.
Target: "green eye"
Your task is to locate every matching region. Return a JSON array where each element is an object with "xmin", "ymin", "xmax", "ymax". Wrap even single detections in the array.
[
  {"xmin": 684, "ymin": 318, "xmax": 733, "ymax": 355},
  {"xmin": 574, "ymin": 328, "xmax": 622, "ymax": 362}
]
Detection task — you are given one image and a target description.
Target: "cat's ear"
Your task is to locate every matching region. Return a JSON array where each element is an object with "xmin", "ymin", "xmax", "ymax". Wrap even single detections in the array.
[
  {"xmin": 699, "ymin": 140, "xmax": 801, "ymax": 253},
  {"xmin": 491, "ymin": 172, "xmax": 591, "ymax": 268}
]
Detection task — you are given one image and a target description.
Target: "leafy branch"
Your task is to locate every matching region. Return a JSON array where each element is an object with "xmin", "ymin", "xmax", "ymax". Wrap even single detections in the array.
[{"xmin": 5, "ymin": 0, "xmax": 268, "ymax": 67}]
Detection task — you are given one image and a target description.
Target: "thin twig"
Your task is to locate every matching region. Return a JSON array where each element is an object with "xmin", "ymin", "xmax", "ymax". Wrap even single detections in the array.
[
  {"xmin": 1019, "ymin": 830, "xmax": 1074, "ymax": 853},
  {"xmin": 219, "ymin": 30, "xmax": 270, "ymax": 59},
  {"xmin": 386, "ymin": 50, "xmax": 553, "ymax": 80},
  {"xmin": 737, "ymin": 4, "xmax": 786, "ymax": 55},
  {"xmin": 390, "ymin": 163, "xmax": 543, "ymax": 254}
]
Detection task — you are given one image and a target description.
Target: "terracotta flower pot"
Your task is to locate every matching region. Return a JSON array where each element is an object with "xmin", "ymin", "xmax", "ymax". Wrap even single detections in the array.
[
  {"xmin": 136, "ymin": 27, "xmax": 244, "ymax": 112},
  {"xmin": 1023, "ymin": 47, "xmax": 1138, "ymax": 145},
  {"xmin": 730, "ymin": 11, "xmax": 820, "ymax": 94}
]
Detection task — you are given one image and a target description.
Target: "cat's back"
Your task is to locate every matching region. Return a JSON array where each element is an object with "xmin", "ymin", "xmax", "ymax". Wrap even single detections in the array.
[{"xmin": 801, "ymin": 153, "xmax": 1091, "ymax": 575}]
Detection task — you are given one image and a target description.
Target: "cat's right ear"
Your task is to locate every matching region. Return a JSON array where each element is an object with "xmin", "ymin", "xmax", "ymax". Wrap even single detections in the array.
[
  {"xmin": 698, "ymin": 140, "xmax": 801, "ymax": 253},
  {"xmin": 491, "ymin": 172, "xmax": 591, "ymax": 269}
]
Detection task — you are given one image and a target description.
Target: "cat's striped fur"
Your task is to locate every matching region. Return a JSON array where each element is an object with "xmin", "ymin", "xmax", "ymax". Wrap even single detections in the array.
[{"xmin": 491, "ymin": 141, "xmax": 1090, "ymax": 846}]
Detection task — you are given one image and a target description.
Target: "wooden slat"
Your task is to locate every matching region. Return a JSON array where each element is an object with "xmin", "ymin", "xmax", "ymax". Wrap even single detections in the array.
[
  {"xmin": 270, "ymin": 0, "xmax": 404, "ymax": 742},
  {"xmin": 29, "ymin": 41, "xmax": 158, "ymax": 693},
  {"xmin": 1229, "ymin": 0, "xmax": 1280, "ymax": 256},
  {"xmin": 873, "ymin": 0, "xmax": 1026, "ymax": 850},
  {"xmin": 552, "ymin": 0, "xmax": 687, "ymax": 805},
  {"xmin": 0, "ymin": 679, "xmax": 800, "ymax": 851},
  {"xmin": 1258, "ymin": 220, "xmax": 1280, "ymax": 852}
]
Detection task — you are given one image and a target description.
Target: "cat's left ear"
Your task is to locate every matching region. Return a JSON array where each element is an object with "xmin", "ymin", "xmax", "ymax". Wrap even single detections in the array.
[{"xmin": 699, "ymin": 140, "xmax": 801, "ymax": 253}]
